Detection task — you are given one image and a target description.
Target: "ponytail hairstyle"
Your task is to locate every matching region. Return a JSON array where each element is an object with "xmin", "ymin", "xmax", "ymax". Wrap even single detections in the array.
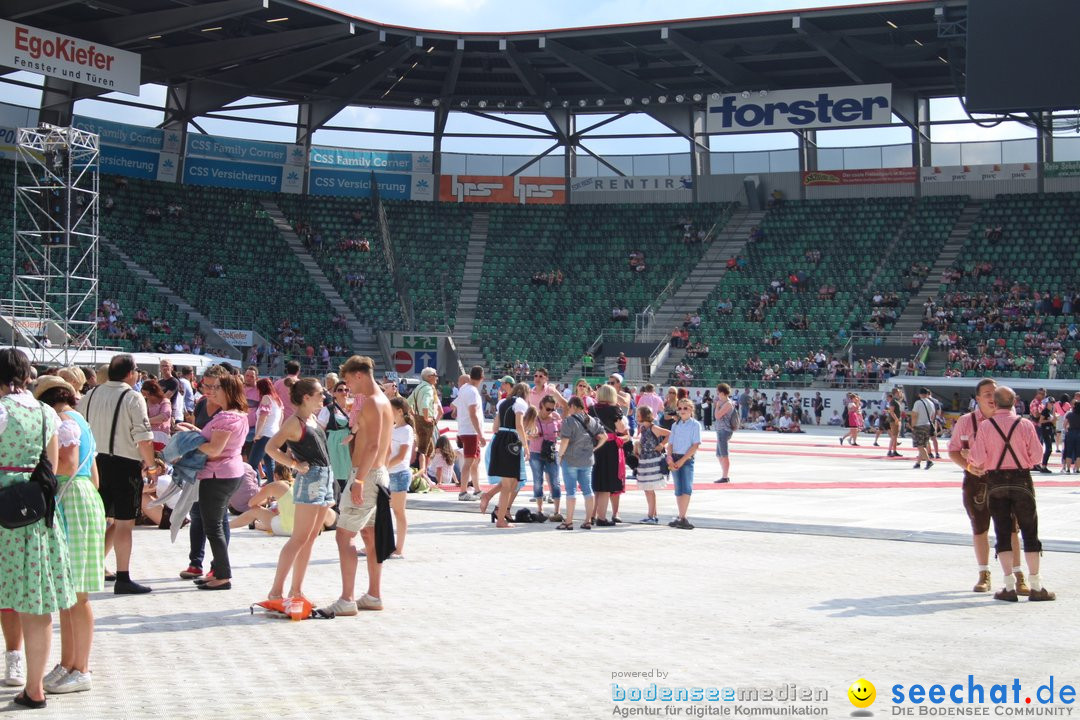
[
  {"xmin": 389, "ymin": 396, "xmax": 416, "ymax": 431},
  {"xmin": 290, "ymin": 378, "xmax": 321, "ymax": 408}
]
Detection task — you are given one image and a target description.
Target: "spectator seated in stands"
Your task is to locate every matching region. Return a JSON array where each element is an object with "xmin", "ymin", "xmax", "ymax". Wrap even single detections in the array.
[
  {"xmin": 674, "ymin": 361, "xmax": 694, "ymax": 384},
  {"xmin": 134, "ymin": 308, "xmax": 151, "ymax": 324},
  {"xmin": 628, "ymin": 250, "xmax": 646, "ymax": 272},
  {"xmin": 748, "ymin": 225, "xmax": 764, "ymax": 244},
  {"xmin": 817, "ymin": 284, "xmax": 837, "ymax": 301},
  {"xmin": 827, "ymin": 410, "xmax": 843, "ymax": 426},
  {"xmin": 103, "ymin": 195, "xmax": 115, "ymax": 214},
  {"xmin": 984, "ymin": 224, "xmax": 1003, "ymax": 244},
  {"xmin": 167, "ymin": 202, "xmax": 183, "ymax": 218},
  {"xmin": 207, "ymin": 263, "xmax": 225, "ymax": 278},
  {"xmin": 688, "ymin": 313, "xmax": 701, "ymax": 330},
  {"xmin": 744, "ymin": 356, "xmax": 763, "ymax": 374},
  {"xmin": 762, "ymin": 365, "xmax": 778, "ymax": 382},
  {"xmin": 748, "ymin": 304, "xmax": 766, "ymax": 323},
  {"xmin": 685, "ymin": 343, "xmax": 710, "ymax": 359},
  {"xmin": 768, "ymin": 189, "xmax": 784, "ymax": 208},
  {"xmin": 804, "ymin": 248, "xmax": 822, "ymax": 264},
  {"xmin": 611, "ymin": 306, "xmax": 630, "ymax": 322},
  {"xmin": 716, "ymin": 299, "xmax": 734, "ymax": 315},
  {"xmin": 727, "ymin": 256, "xmax": 738, "ymax": 270},
  {"xmin": 144, "ymin": 206, "xmax": 162, "ymax": 222},
  {"xmin": 787, "ymin": 314, "xmax": 809, "ymax": 331}
]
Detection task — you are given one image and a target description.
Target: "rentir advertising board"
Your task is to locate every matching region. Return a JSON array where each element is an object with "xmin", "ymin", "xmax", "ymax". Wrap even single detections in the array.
[
  {"xmin": 186, "ymin": 133, "xmax": 304, "ymax": 167},
  {"xmin": 708, "ymin": 84, "xmax": 892, "ymax": 134},
  {"xmin": 802, "ymin": 167, "xmax": 916, "ymax": 186},
  {"xmin": 308, "ymin": 170, "xmax": 434, "ymax": 200},
  {"xmin": 570, "ymin": 176, "xmax": 694, "ymax": 193},
  {"xmin": 920, "ymin": 163, "xmax": 1036, "ymax": 183},
  {"xmin": 0, "ymin": 20, "xmax": 141, "ymax": 95},
  {"xmin": 438, "ymin": 175, "xmax": 566, "ymax": 204}
]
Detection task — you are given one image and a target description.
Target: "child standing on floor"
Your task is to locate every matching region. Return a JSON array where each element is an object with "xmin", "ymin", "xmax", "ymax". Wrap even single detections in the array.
[
  {"xmin": 634, "ymin": 406, "xmax": 670, "ymax": 524},
  {"xmin": 667, "ymin": 398, "xmax": 702, "ymax": 530}
]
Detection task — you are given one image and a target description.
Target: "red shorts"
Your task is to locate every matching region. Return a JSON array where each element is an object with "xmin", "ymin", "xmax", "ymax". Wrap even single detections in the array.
[{"xmin": 458, "ymin": 434, "xmax": 481, "ymax": 459}]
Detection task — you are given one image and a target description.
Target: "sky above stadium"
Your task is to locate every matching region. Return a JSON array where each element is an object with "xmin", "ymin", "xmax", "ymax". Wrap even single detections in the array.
[
  {"xmin": 313, "ymin": 0, "xmax": 884, "ymax": 33},
  {"xmin": 3, "ymin": 0, "xmax": 1038, "ymax": 161}
]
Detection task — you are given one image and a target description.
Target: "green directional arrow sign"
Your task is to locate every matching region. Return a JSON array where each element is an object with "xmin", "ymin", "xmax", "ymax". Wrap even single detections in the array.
[{"xmin": 402, "ymin": 335, "xmax": 438, "ymax": 350}]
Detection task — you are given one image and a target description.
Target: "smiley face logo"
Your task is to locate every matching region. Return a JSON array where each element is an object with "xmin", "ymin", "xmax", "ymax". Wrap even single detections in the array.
[{"xmin": 848, "ymin": 679, "xmax": 876, "ymax": 709}]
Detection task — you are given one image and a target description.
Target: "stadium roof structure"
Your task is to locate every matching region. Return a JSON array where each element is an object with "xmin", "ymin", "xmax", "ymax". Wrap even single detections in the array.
[{"xmin": 7, "ymin": 0, "xmax": 969, "ymax": 142}]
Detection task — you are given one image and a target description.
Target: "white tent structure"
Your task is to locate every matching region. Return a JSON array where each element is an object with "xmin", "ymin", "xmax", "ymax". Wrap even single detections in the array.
[{"xmin": 16, "ymin": 347, "xmax": 241, "ymax": 373}]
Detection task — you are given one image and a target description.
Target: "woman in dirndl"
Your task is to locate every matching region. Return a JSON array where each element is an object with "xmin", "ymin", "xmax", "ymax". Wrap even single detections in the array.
[
  {"xmin": 590, "ymin": 384, "xmax": 628, "ymax": 526},
  {"xmin": 0, "ymin": 349, "xmax": 72, "ymax": 709},
  {"xmin": 487, "ymin": 382, "xmax": 530, "ymax": 528},
  {"xmin": 35, "ymin": 376, "xmax": 105, "ymax": 694}
]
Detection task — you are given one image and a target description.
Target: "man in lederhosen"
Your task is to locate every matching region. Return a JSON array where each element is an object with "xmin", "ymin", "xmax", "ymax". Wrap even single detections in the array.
[
  {"xmin": 947, "ymin": 378, "xmax": 1025, "ymax": 594},
  {"xmin": 966, "ymin": 386, "xmax": 1056, "ymax": 602}
]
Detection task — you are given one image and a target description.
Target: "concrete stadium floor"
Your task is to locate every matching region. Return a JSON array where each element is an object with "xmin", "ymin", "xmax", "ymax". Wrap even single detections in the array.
[{"xmin": 6, "ymin": 425, "xmax": 1079, "ymax": 719}]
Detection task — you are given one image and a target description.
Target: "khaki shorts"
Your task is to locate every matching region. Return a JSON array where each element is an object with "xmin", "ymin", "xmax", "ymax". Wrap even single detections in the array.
[
  {"xmin": 415, "ymin": 419, "xmax": 436, "ymax": 458},
  {"xmin": 336, "ymin": 467, "xmax": 389, "ymax": 533}
]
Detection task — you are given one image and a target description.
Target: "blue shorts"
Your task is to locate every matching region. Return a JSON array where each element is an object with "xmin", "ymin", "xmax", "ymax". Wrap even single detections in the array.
[
  {"xmin": 671, "ymin": 455, "xmax": 694, "ymax": 497},
  {"xmin": 388, "ymin": 469, "xmax": 412, "ymax": 493},
  {"xmin": 715, "ymin": 429, "xmax": 732, "ymax": 458},
  {"xmin": 561, "ymin": 463, "xmax": 593, "ymax": 498},
  {"xmin": 292, "ymin": 465, "xmax": 334, "ymax": 506}
]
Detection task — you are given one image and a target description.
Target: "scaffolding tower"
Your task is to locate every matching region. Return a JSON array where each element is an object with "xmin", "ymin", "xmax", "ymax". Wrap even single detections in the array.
[{"xmin": 10, "ymin": 124, "xmax": 99, "ymax": 366}]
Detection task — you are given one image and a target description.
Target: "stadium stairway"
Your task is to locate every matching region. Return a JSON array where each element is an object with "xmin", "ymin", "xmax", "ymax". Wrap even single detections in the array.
[
  {"xmin": 450, "ymin": 211, "xmax": 487, "ymax": 370},
  {"xmin": 887, "ymin": 199, "xmax": 982, "ymax": 339},
  {"xmin": 648, "ymin": 208, "xmax": 763, "ymax": 383},
  {"xmin": 101, "ymin": 238, "xmax": 239, "ymax": 360},
  {"xmin": 259, "ymin": 199, "xmax": 383, "ymax": 363}
]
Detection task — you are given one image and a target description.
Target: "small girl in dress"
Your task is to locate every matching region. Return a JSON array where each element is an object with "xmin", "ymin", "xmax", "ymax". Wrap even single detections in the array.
[
  {"xmin": 428, "ymin": 435, "xmax": 458, "ymax": 486},
  {"xmin": 635, "ymin": 406, "xmax": 670, "ymax": 524}
]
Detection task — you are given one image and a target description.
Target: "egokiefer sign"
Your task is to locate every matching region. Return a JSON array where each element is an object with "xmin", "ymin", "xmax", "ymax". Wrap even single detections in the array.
[
  {"xmin": 0, "ymin": 20, "xmax": 141, "ymax": 95},
  {"xmin": 438, "ymin": 175, "xmax": 565, "ymax": 204},
  {"xmin": 708, "ymin": 83, "xmax": 892, "ymax": 134}
]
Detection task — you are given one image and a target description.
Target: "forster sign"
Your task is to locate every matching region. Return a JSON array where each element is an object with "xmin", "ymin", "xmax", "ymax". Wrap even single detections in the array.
[
  {"xmin": 708, "ymin": 84, "xmax": 892, "ymax": 133},
  {"xmin": 0, "ymin": 21, "xmax": 141, "ymax": 95}
]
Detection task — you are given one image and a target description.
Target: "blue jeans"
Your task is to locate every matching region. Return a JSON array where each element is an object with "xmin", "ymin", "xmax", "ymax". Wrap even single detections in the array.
[
  {"xmin": 671, "ymin": 455, "xmax": 695, "ymax": 497},
  {"xmin": 247, "ymin": 436, "xmax": 275, "ymax": 482},
  {"xmin": 388, "ymin": 469, "xmax": 412, "ymax": 493},
  {"xmin": 561, "ymin": 463, "xmax": 592, "ymax": 498},
  {"xmin": 529, "ymin": 456, "xmax": 561, "ymax": 499},
  {"xmin": 188, "ymin": 500, "xmax": 231, "ymax": 570}
]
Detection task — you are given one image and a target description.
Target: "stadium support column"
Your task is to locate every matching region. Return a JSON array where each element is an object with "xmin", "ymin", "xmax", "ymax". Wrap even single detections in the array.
[
  {"xmin": 911, "ymin": 97, "xmax": 932, "ymax": 198},
  {"xmin": 39, "ymin": 77, "xmax": 75, "ymax": 127},
  {"xmin": 432, "ymin": 104, "xmax": 449, "ymax": 179},
  {"xmin": 691, "ymin": 107, "xmax": 710, "ymax": 203},
  {"xmin": 296, "ymin": 103, "xmax": 315, "ymax": 194},
  {"xmin": 550, "ymin": 109, "xmax": 574, "ymax": 204},
  {"xmin": 1036, "ymin": 112, "xmax": 1053, "ymax": 193},
  {"xmin": 164, "ymin": 84, "xmax": 190, "ymax": 183},
  {"xmin": 798, "ymin": 130, "xmax": 817, "ymax": 200}
]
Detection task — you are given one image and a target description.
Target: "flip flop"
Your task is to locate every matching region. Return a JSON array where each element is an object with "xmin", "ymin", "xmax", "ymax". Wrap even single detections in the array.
[{"xmin": 556, "ymin": 522, "xmax": 574, "ymax": 530}]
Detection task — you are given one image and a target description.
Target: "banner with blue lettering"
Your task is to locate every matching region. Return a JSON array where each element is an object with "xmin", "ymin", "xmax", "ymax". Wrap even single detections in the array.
[
  {"xmin": 308, "ymin": 169, "xmax": 432, "ymax": 200},
  {"xmin": 99, "ymin": 145, "xmax": 178, "ymax": 182},
  {"xmin": 72, "ymin": 115, "xmax": 181, "ymax": 153},
  {"xmin": 186, "ymin": 133, "xmax": 303, "ymax": 167},
  {"xmin": 707, "ymin": 83, "xmax": 892, "ymax": 134},
  {"xmin": 309, "ymin": 146, "xmax": 421, "ymax": 173},
  {"xmin": 184, "ymin": 156, "xmax": 286, "ymax": 192}
]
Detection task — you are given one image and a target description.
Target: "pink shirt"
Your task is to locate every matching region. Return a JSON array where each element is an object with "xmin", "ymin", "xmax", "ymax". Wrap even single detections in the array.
[
  {"xmin": 274, "ymin": 376, "xmax": 297, "ymax": 421},
  {"xmin": 528, "ymin": 412, "xmax": 562, "ymax": 453},
  {"xmin": 947, "ymin": 411, "xmax": 987, "ymax": 454},
  {"xmin": 197, "ymin": 410, "xmax": 249, "ymax": 480},
  {"xmin": 528, "ymin": 384, "xmax": 559, "ymax": 409},
  {"xmin": 147, "ymin": 400, "xmax": 172, "ymax": 434},
  {"xmin": 244, "ymin": 385, "xmax": 260, "ymax": 428},
  {"xmin": 967, "ymin": 410, "xmax": 1043, "ymax": 471},
  {"xmin": 637, "ymin": 393, "xmax": 664, "ymax": 417}
]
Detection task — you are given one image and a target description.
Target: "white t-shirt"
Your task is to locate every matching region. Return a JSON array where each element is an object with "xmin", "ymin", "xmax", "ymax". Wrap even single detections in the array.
[
  {"xmin": 453, "ymin": 384, "xmax": 483, "ymax": 435},
  {"xmin": 257, "ymin": 399, "xmax": 283, "ymax": 439},
  {"xmin": 390, "ymin": 424, "xmax": 415, "ymax": 474}
]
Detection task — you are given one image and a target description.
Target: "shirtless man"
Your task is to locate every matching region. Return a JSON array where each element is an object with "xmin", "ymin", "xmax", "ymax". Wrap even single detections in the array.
[{"xmin": 328, "ymin": 356, "xmax": 393, "ymax": 613}]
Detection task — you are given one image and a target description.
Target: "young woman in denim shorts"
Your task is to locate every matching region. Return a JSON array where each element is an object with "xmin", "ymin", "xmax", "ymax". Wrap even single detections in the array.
[
  {"xmin": 265, "ymin": 378, "xmax": 334, "ymax": 604},
  {"xmin": 386, "ymin": 397, "xmax": 416, "ymax": 559}
]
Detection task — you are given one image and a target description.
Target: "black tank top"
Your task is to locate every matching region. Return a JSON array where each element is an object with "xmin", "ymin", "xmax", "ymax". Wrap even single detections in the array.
[{"xmin": 286, "ymin": 419, "xmax": 330, "ymax": 466}]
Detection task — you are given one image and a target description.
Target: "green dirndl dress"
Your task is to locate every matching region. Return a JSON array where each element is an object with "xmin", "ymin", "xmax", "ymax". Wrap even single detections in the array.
[{"xmin": 56, "ymin": 410, "xmax": 106, "ymax": 594}]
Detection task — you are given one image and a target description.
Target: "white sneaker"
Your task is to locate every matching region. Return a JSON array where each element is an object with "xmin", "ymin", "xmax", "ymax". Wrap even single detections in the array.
[
  {"xmin": 321, "ymin": 597, "xmax": 358, "ymax": 617},
  {"xmin": 50, "ymin": 669, "xmax": 92, "ymax": 694},
  {"xmin": 3, "ymin": 651, "xmax": 24, "ymax": 687},
  {"xmin": 43, "ymin": 664, "xmax": 69, "ymax": 692},
  {"xmin": 356, "ymin": 593, "xmax": 383, "ymax": 611}
]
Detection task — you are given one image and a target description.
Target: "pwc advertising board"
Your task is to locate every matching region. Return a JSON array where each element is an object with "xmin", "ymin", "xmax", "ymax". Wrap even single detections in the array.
[{"xmin": 438, "ymin": 175, "xmax": 566, "ymax": 204}]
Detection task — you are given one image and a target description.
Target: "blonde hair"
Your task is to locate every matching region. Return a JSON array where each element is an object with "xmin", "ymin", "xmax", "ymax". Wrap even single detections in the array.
[
  {"xmin": 58, "ymin": 366, "xmax": 86, "ymax": 390},
  {"xmin": 523, "ymin": 406, "xmax": 538, "ymax": 433},
  {"xmin": 596, "ymin": 384, "xmax": 617, "ymax": 404}
]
